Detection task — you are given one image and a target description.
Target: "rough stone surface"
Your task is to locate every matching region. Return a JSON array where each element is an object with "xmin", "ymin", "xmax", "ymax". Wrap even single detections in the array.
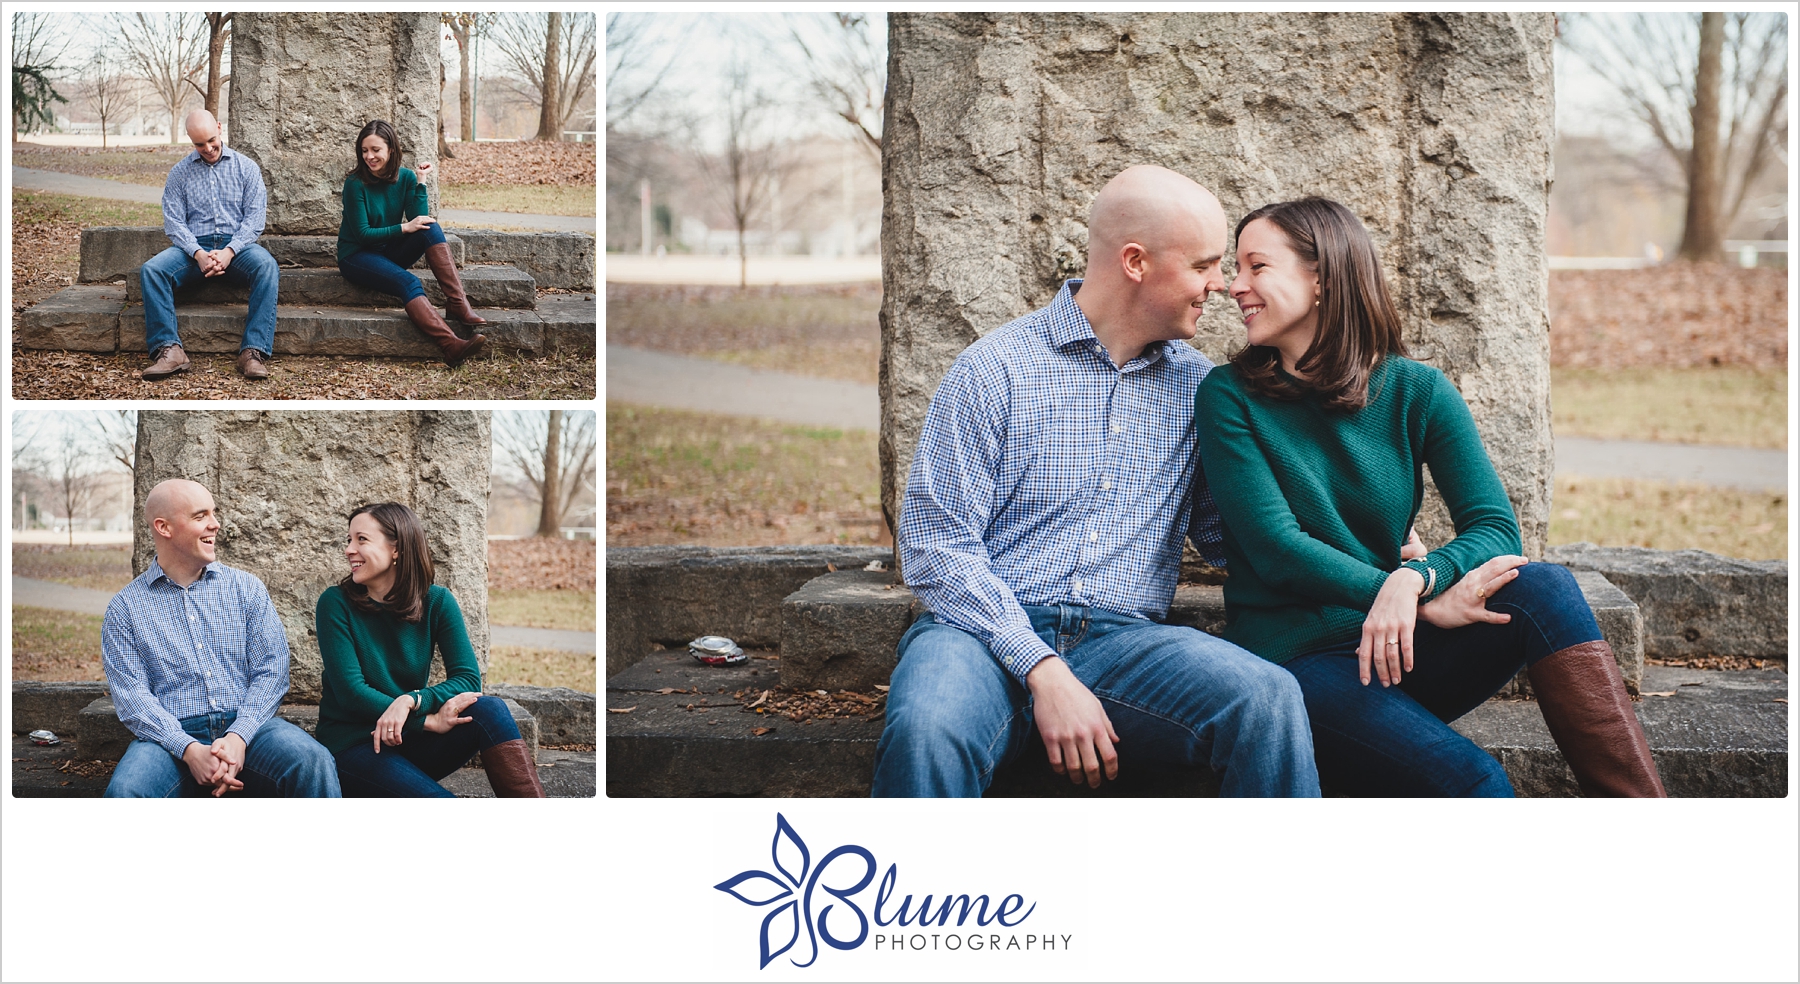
[
  {"xmin": 78, "ymin": 698, "xmax": 319, "ymax": 761},
  {"xmin": 534, "ymin": 293, "xmax": 601, "ymax": 355},
  {"xmin": 881, "ymin": 13, "xmax": 1556, "ymax": 568},
  {"xmin": 79, "ymin": 228, "xmax": 463, "ymax": 282},
  {"xmin": 123, "ymin": 264, "xmax": 537, "ymax": 309},
  {"xmin": 117, "ymin": 303, "xmax": 546, "ymax": 357},
  {"xmin": 454, "ymin": 229, "xmax": 596, "ymax": 290},
  {"xmin": 1165, "ymin": 584, "xmax": 1227, "ymax": 637},
  {"xmin": 230, "ymin": 13, "xmax": 441, "ymax": 235},
  {"xmin": 14, "ymin": 284, "xmax": 122, "ymax": 351},
  {"xmin": 133, "ymin": 411, "xmax": 489, "ymax": 702},
  {"xmin": 489, "ymin": 684, "xmax": 596, "ymax": 746},
  {"xmin": 1547, "ymin": 543, "xmax": 1788, "ymax": 659},
  {"xmin": 605, "ymin": 546, "xmax": 890, "ymax": 677},
  {"xmin": 780, "ymin": 570, "xmax": 921, "ymax": 690},
  {"xmin": 11, "ymin": 681, "xmax": 110, "ymax": 738}
]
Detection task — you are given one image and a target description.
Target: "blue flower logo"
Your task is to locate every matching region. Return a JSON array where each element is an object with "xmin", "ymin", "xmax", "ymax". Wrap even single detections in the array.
[{"xmin": 715, "ymin": 814, "xmax": 877, "ymax": 969}]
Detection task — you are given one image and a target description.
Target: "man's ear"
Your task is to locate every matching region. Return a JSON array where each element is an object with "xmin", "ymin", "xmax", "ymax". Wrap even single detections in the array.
[
  {"xmin": 151, "ymin": 517, "xmax": 169, "ymax": 540},
  {"xmin": 1120, "ymin": 242, "xmax": 1150, "ymax": 284}
]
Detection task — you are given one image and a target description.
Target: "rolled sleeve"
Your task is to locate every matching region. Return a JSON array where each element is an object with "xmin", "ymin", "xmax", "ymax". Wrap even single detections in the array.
[
  {"xmin": 101, "ymin": 599, "xmax": 196, "ymax": 758},
  {"xmin": 225, "ymin": 578, "xmax": 290, "ymax": 745}
]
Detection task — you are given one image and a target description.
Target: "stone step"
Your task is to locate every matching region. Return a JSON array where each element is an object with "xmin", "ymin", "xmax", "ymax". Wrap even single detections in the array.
[
  {"xmin": 1547, "ymin": 543, "xmax": 1787, "ymax": 659},
  {"xmin": 16, "ymin": 285, "xmax": 595, "ymax": 358},
  {"xmin": 605, "ymin": 656, "xmax": 1787, "ymax": 797},
  {"xmin": 121, "ymin": 264, "xmax": 537, "ymax": 310},
  {"xmin": 774, "ymin": 567, "xmax": 1646, "ymax": 693},
  {"xmin": 11, "ymin": 681, "xmax": 110, "ymax": 740},
  {"xmin": 75, "ymin": 696, "xmax": 538, "ymax": 763},
  {"xmin": 79, "ymin": 227, "xmax": 465, "ymax": 282}
]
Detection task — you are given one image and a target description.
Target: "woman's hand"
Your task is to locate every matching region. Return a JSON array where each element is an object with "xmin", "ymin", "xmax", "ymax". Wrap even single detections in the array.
[
  {"xmin": 424, "ymin": 692, "xmax": 480, "ymax": 734},
  {"xmin": 417, "ymin": 162, "xmax": 431, "ymax": 173},
  {"xmin": 371, "ymin": 693, "xmax": 416, "ymax": 753},
  {"xmin": 1360, "ymin": 568, "xmax": 1425, "ymax": 687},
  {"xmin": 401, "ymin": 214, "xmax": 437, "ymax": 234},
  {"xmin": 1419, "ymin": 555, "xmax": 1528, "ymax": 630}
]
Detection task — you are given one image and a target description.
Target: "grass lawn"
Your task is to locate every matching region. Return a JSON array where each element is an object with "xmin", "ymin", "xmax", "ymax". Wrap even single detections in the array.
[
  {"xmin": 607, "ymin": 402, "xmax": 887, "ymax": 546},
  {"xmin": 1549, "ymin": 476, "xmax": 1787, "ymax": 560},
  {"xmin": 12, "ymin": 607, "xmax": 106, "ymax": 682},
  {"xmin": 489, "ymin": 589, "xmax": 595, "ymax": 631},
  {"xmin": 1553, "ymin": 367, "xmax": 1787, "ymax": 448},
  {"xmin": 488, "ymin": 646, "xmax": 596, "ymax": 691},
  {"xmin": 12, "ymin": 545, "xmax": 133, "ymax": 592},
  {"xmin": 440, "ymin": 184, "xmax": 595, "ymax": 216}
]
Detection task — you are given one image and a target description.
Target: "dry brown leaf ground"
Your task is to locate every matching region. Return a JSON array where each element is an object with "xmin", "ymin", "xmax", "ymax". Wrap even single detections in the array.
[
  {"xmin": 488, "ymin": 538, "xmax": 597, "ymax": 591},
  {"xmin": 1549, "ymin": 265, "xmax": 1787, "ymax": 369}
]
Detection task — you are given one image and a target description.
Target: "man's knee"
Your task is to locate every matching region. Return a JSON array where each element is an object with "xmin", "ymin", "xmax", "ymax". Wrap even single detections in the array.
[
  {"xmin": 235, "ymin": 246, "xmax": 278, "ymax": 282},
  {"xmin": 139, "ymin": 248, "xmax": 189, "ymax": 285},
  {"xmin": 103, "ymin": 743, "xmax": 182, "ymax": 798}
]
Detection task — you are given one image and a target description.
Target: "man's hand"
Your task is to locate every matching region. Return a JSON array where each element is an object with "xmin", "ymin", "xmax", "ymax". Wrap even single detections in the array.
[
  {"xmin": 1025, "ymin": 657, "xmax": 1119, "ymax": 788},
  {"xmin": 203, "ymin": 247, "xmax": 235, "ymax": 277},
  {"xmin": 194, "ymin": 249, "xmax": 221, "ymax": 276},
  {"xmin": 208, "ymin": 733, "xmax": 247, "ymax": 797},
  {"xmin": 181, "ymin": 741, "xmax": 243, "ymax": 795}
]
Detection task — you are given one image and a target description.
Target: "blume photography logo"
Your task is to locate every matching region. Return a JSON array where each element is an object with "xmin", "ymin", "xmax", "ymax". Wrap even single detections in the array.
[{"xmin": 714, "ymin": 814, "xmax": 1068, "ymax": 971}]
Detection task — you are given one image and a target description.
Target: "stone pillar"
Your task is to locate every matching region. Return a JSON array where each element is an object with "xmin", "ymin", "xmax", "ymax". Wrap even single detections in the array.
[
  {"xmin": 133, "ymin": 411, "xmax": 490, "ymax": 703},
  {"xmin": 881, "ymin": 13, "xmax": 1555, "ymax": 559},
  {"xmin": 229, "ymin": 13, "xmax": 442, "ymax": 234}
]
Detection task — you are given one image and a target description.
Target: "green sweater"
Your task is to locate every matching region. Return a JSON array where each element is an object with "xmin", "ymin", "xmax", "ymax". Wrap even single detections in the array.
[
  {"xmin": 315, "ymin": 583, "xmax": 482, "ymax": 754},
  {"xmin": 1194, "ymin": 356, "xmax": 1522, "ymax": 664},
  {"xmin": 336, "ymin": 168, "xmax": 430, "ymax": 262}
]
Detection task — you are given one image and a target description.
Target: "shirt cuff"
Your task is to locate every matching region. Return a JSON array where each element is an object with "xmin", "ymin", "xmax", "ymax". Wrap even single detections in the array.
[
  {"xmin": 226, "ymin": 717, "xmax": 264, "ymax": 747},
  {"xmin": 225, "ymin": 238, "xmax": 255, "ymax": 257},
  {"xmin": 160, "ymin": 731, "xmax": 200, "ymax": 758},
  {"xmin": 991, "ymin": 631, "xmax": 1058, "ymax": 682},
  {"xmin": 1401, "ymin": 554, "xmax": 1458, "ymax": 603}
]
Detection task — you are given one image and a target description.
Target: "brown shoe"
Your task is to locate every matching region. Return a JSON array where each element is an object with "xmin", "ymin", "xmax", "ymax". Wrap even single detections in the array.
[
  {"xmin": 423, "ymin": 241, "xmax": 487, "ymax": 325},
  {"xmin": 404, "ymin": 296, "xmax": 487, "ymax": 367},
  {"xmin": 141, "ymin": 344, "xmax": 191, "ymax": 381},
  {"xmin": 236, "ymin": 348, "xmax": 270, "ymax": 380},
  {"xmin": 480, "ymin": 738, "xmax": 546, "ymax": 798},
  {"xmin": 1528, "ymin": 640, "xmax": 1668, "ymax": 797}
]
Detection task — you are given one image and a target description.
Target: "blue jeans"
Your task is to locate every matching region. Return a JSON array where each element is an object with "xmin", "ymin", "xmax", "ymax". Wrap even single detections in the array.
[
  {"xmin": 104, "ymin": 712, "xmax": 341, "ymax": 798},
  {"xmin": 337, "ymin": 223, "xmax": 446, "ymax": 304},
  {"xmin": 1284, "ymin": 562, "xmax": 1603, "ymax": 797},
  {"xmin": 873, "ymin": 606, "xmax": 1320, "ymax": 797},
  {"xmin": 140, "ymin": 234, "xmax": 278, "ymax": 357},
  {"xmin": 332, "ymin": 695, "xmax": 522, "ymax": 798}
]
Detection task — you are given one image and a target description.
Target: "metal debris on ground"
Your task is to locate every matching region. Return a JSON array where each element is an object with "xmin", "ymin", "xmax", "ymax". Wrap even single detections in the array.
[
  {"xmin": 28, "ymin": 730, "xmax": 61, "ymax": 746},
  {"xmin": 689, "ymin": 635, "xmax": 748, "ymax": 665}
]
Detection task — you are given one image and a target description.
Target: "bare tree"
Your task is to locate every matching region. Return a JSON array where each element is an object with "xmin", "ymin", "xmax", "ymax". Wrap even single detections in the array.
[
  {"xmin": 1564, "ymin": 12, "xmax": 1788, "ymax": 261},
  {"xmin": 84, "ymin": 48, "xmax": 129, "ymax": 150},
  {"xmin": 490, "ymin": 12, "xmax": 597, "ymax": 143},
  {"xmin": 117, "ymin": 12, "xmax": 207, "ymax": 144},
  {"xmin": 694, "ymin": 60, "xmax": 790, "ymax": 288},
  {"xmin": 40, "ymin": 429, "xmax": 106, "ymax": 547},
  {"xmin": 494, "ymin": 409, "xmax": 597, "ymax": 538},
  {"xmin": 197, "ymin": 12, "xmax": 231, "ymax": 118},
  {"xmin": 605, "ymin": 13, "xmax": 675, "ymax": 131},
  {"xmin": 786, "ymin": 13, "xmax": 885, "ymax": 155},
  {"xmin": 12, "ymin": 12, "xmax": 73, "ymax": 141},
  {"xmin": 85, "ymin": 409, "xmax": 138, "ymax": 474},
  {"xmin": 437, "ymin": 56, "xmax": 453, "ymax": 158},
  {"xmin": 442, "ymin": 13, "xmax": 487, "ymax": 144}
]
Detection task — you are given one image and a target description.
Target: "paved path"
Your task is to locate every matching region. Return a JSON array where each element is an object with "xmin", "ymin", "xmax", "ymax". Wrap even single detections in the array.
[
  {"xmin": 606, "ymin": 254, "xmax": 880, "ymax": 285},
  {"xmin": 13, "ymin": 166, "xmax": 594, "ymax": 233},
  {"xmin": 13, "ymin": 576, "xmax": 596, "ymax": 653},
  {"xmin": 606, "ymin": 346, "xmax": 1788, "ymax": 490},
  {"xmin": 606, "ymin": 345, "xmax": 880, "ymax": 431}
]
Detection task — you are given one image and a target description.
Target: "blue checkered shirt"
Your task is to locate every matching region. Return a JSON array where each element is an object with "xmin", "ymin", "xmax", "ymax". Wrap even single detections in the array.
[
  {"xmin": 899, "ymin": 280, "xmax": 1226, "ymax": 682},
  {"xmin": 162, "ymin": 145, "xmax": 267, "ymax": 259},
  {"xmin": 101, "ymin": 560, "xmax": 290, "ymax": 756}
]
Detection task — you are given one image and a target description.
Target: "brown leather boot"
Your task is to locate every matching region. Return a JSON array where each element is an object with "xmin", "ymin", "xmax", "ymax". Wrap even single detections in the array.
[
  {"xmin": 1528, "ymin": 640, "xmax": 1667, "ymax": 797},
  {"xmin": 141, "ymin": 344, "xmax": 191, "ymax": 380},
  {"xmin": 404, "ymin": 296, "xmax": 488, "ymax": 367},
  {"xmin": 423, "ymin": 242, "xmax": 487, "ymax": 325},
  {"xmin": 481, "ymin": 739, "xmax": 546, "ymax": 797}
]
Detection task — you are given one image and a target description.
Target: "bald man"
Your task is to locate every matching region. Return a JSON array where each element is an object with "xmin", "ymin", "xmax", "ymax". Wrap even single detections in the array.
[
  {"xmin": 102, "ymin": 480, "xmax": 339, "ymax": 797},
  {"xmin": 876, "ymin": 166, "xmax": 1320, "ymax": 797},
  {"xmin": 139, "ymin": 108, "xmax": 278, "ymax": 382}
]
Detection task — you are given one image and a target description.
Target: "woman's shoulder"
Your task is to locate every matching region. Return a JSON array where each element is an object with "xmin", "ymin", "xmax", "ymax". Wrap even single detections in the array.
[
  {"xmin": 396, "ymin": 167, "xmax": 419, "ymax": 185},
  {"xmin": 316, "ymin": 583, "xmax": 352, "ymax": 613},
  {"xmin": 425, "ymin": 583, "xmax": 460, "ymax": 609},
  {"xmin": 1195, "ymin": 362, "xmax": 1246, "ymax": 408}
]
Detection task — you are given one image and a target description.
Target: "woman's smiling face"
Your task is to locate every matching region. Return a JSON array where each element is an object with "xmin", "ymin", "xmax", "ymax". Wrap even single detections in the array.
[
  {"xmin": 1230, "ymin": 217, "xmax": 1321, "ymax": 366},
  {"xmin": 345, "ymin": 512, "xmax": 396, "ymax": 589},
  {"xmin": 360, "ymin": 134, "xmax": 391, "ymax": 174}
]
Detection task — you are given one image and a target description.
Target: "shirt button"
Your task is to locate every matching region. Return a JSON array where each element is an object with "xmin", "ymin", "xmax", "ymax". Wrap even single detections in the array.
[
  {"xmin": 1111, "ymin": 423, "xmax": 1122, "ymax": 434},
  {"xmin": 206, "ymin": 671, "xmax": 212, "ymax": 678},
  {"xmin": 1101, "ymin": 479, "xmax": 1112, "ymax": 491},
  {"xmin": 189, "ymin": 615, "xmax": 196, "ymax": 621},
  {"xmin": 1089, "ymin": 531, "xmax": 1098, "ymax": 543},
  {"xmin": 1072, "ymin": 578, "xmax": 1084, "ymax": 593}
]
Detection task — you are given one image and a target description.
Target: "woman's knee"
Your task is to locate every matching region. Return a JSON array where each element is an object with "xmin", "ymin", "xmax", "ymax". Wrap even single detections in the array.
[
  {"xmin": 467, "ymin": 695, "xmax": 522, "ymax": 743},
  {"xmin": 420, "ymin": 222, "xmax": 447, "ymax": 245}
]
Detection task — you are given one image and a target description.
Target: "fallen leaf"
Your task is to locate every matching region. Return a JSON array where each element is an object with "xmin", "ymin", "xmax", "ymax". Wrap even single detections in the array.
[
  {"xmin": 874, "ymin": 684, "xmax": 890, "ymax": 692},
  {"xmin": 655, "ymin": 687, "xmax": 676, "ymax": 694},
  {"xmin": 751, "ymin": 727, "xmax": 772, "ymax": 736},
  {"xmin": 826, "ymin": 562, "xmax": 837, "ymax": 572},
  {"xmin": 1774, "ymin": 698, "xmax": 1788, "ymax": 704},
  {"xmin": 748, "ymin": 690, "xmax": 770, "ymax": 708},
  {"xmin": 607, "ymin": 706, "xmax": 638, "ymax": 714},
  {"xmin": 1641, "ymin": 691, "xmax": 1677, "ymax": 698}
]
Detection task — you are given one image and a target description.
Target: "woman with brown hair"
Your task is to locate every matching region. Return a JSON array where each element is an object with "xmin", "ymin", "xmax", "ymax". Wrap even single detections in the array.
[
  {"xmin": 1194, "ymin": 197, "xmax": 1664, "ymax": 797},
  {"xmin": 336, "ymin": 119, "xmax": 487, "ymax": 367},
  {"xmin": 317, "ymin": 502, "xmax": 543, "ymax": 797}
]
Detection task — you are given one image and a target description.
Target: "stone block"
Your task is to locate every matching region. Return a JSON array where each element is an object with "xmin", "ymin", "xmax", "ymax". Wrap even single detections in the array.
[
  {"xmin": 12, "ymin": 681, "xmax": 110, "ymax": 737},
  {"xmin": 605, "ymin": 546, "xmax": 890, "ymax": 678},
  {"xmin": 78, "ymin": 699, "xmax": 323, "ymax": 762},
  {"xmin": 1165, "ymin": 584, "xmax": 1227, "ymax": 637},
  {"xmin": 134, "ymin": 411, "xmax": 489, "ymax": 702},
  {"xmin": 534, "ymin": 293, "xmax": 600, "ymax": 355},
  {"xmin": 230, "ymin": 13, "xmax": 441, "ymax": 234},
  {"xmin": 488, "ymin": 685, "xmax": 595, "ymax": 746},
  {"xmin": 123, "ymin": 264, "xmax": 536, "ymax": 309},
  {"xmin": 15, "ymin": 285, "xmax": 123, "ymax": 351},
  {"xmin": 1546, "ymin": 543, "xmax": 1787, "ymax": 659},
  {"xmin": 780, "ymin": 570, "xmax": 920, "ymax": 691},
  {"xmin": 881, "ymin": 13, "xmax": 1556, "ymax": 570},
  {"xmin": 451, "ymin": 229, "xmax": 596, "ymax": 290},
  {"xmin": 78, "ymin": 228, "xmax": 462, "ymax": 283},
  {"xmin": 119, "ymin": 304, "xmax": 541, "ymax": 357}
]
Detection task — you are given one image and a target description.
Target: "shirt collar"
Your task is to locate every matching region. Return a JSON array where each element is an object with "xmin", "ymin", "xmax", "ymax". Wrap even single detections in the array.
[
  {"xmin": 1046, "ymin": 278, "xmax": 1173, "ymax": 369},
  {"xmin": 183, "ymin": 145, "xmax": 234, "ymax": 167},
  {"xmin": 146, "ymin": 557, "xmax": 222, "ymax": 588}
]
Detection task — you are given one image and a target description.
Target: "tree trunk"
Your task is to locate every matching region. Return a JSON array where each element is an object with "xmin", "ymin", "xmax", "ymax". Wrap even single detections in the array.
[
  {"xmin": 534, "ymin": 12, "xmax": 562, "ymax": 141},
  {"xmin": 437, "ymin": 59, "xmax": 453, "ymax": 158},
  {"xmin": 534, "ymin": 409, "xmax": 563, "ymax": 537},
  {"xmin": 737, "ymin": 226, "xmax": 748, "ymax": 289},
  {"xmin": 1678, "ymin": 12, "xmax": 1726, "ymax": 263},
  {"xmin": 204, "ymin": 13, "xmax": 230, "ymax": 117},
  {"xmin": 458, "ymin": 27, "xmax": 474, "ymax": 143}
]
